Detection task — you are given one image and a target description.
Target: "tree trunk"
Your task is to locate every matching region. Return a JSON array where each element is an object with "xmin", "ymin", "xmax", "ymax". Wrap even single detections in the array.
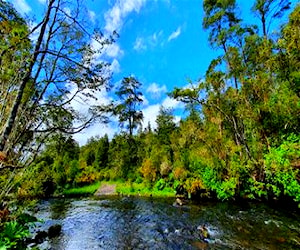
[{"xmin": 0, "ymin": 0, "xmax": 55, "ymax": 152}]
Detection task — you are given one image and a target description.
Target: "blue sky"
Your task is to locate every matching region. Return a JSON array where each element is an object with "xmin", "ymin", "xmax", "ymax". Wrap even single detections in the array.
[{"xmin": 8, "ymin": 0, "xmax": 296, "ymax": 144}]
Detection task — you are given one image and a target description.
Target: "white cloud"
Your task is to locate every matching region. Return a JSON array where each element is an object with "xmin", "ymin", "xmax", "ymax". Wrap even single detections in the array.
[
  {"xmin": 142, "ymin": 104, "xmax": 160, "ymax": 129},
  {"xmin": 149, "ymin": 30, "xmax": 163, "ymax": 46},
  {"xmin": 104, "ymin": 0, "xmax": 147, "ymax": 34},
  {"xmin": 133, "ymin": 37, "xmax": 147, "ymax": 51},
  {"xmin": 63, "ymin": 7, "xmax": 71, "ymax": 16},
  {"xmin": 141, "ymin": 96, "xmax": 183, "ymax": 130},
  {"xmin": 174, "ymin": 115, "xmax": 181, "ymax": 125},
  {"xmin": 91, "ymin": 37, "xmax": 123, "ymax": 59},
  {"xmin": 38, "ymin": 0, "xmax": 46, "ymax": 4},
  {"xmin": 141, "ymin": 95, "xmax": 149, "ymax": 106},
  {"xmin": 104, "ymin": 43, "xmax": 124, "ymax": 58},
  {"xmin": 73, "ymin": 123, "xmax": 116, "ymax": 146},
  {"xmin": 168, "ymin": 26, "xmax": 181, "ymax": 41},
  {"xmin": 28, "ymin": 21, "xmax": 40, "ymax": 42},
  {"xmin": 134, "ymin": 30, "xmax": 164, "ymax": 51},
  {"xmin": 12, "ymin": 0, "xmax": 31, "ymax": 14},
  {"xmin": 69, "ymin": 85, "xmax": 115, "ymax": 145},
  {"xmin": 162, "ymin": 96, "xmax": 182, "ymax": 109},
  {"xmin": 110, "ymin": 59, "xmax": 121, "ymax": 73},
  {"xmin": 88, "ymin": 10, "xmax": 96, "ymax": 23},
  {"xmin": 68, "ymin": 83, "xmax": 111, "ymax": 119},
  {"xmin": 146, "ymin": 83, "xmax": 167, "ymax": 98}
]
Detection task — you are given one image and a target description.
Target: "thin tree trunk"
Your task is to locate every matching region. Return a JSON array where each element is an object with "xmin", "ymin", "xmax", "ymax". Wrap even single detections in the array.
[{"xmin": 0, "ymin": 0, "xmax": 55, "ymax": 152}]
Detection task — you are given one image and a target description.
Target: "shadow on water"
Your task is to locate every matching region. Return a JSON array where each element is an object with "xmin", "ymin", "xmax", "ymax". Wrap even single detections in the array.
[{"xmin": 32, "ymin": 196, "xmax": 300, "ymax": 250}]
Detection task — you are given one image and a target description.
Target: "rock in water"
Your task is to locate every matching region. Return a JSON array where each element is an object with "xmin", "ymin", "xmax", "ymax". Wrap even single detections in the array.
[
  {"xmin": 48, "ymin": 224, "xmax": 62, "ymax": 238},
  {"xmin": 34, "ymin": 231, "xmax": 48, "ymax": 244},
  {"xmin": 198, "ymin": 225, "xmax": 210, "ymax": 242}
]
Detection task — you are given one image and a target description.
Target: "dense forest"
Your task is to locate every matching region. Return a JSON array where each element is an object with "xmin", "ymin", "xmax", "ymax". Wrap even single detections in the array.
[{"xmin": 0, "ymin": 0, "xmax": 300, "ymax": 210}]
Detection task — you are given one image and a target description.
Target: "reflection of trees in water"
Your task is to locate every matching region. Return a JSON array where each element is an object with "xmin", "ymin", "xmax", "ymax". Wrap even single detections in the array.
[
  {"xmin": 49, "ymin": 199, "xmax": 71, "ymax": 220},
  {"xmin": 110, "ymin": 198, "xmax": 141, "ymax": 248}
]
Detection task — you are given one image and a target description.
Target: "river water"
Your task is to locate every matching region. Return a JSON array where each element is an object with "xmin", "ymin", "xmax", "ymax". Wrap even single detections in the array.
[{"xmin": 32, "ymin": 196, "xmax": 299, "ymax": 249}]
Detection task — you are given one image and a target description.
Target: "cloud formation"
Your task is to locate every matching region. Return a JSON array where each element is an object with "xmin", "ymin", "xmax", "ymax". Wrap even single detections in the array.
[
  {"xmin": 100, "ymin": 0, "xmax": 147, "ymax": 74},
  {"xmin": 162, "ymin": 96, "xmax": 182, "ymax": 109},
  {"xmin": 146, "ymin": 83, "xmax": 167, "ymax": 98},
  {"xmin": 133, "ymin": 31, "xmax": 164, "ymax": 51},
  {"xmin": 104, "ymin": 0, "xmax": 147, "ymax": 34},
  {"xmin": 141, "ymin": 96, "xmax": 183, "ymax": 130},
  {"xmin": 110, "ymin": 59, "xmax": 121, "ymax": 73},
  {"xmin": 12, "ymin": 0, "xmax": 31, "ymax": 14},
  {"xmin": 88, "ymin": 10, "xmax": 96, "ymax": 23},
  {"xmin": 73, "ymin": 123, "xmax": 116, "ymax": 146},
  {"xmin": 133, "ymin": 37, "xmax": 147, "ymax": 51},
  {"xmin": 69, "ymin": 85, "xmax": 115, "ymax": 145},
  {"xmin": 142, "ymin": 104, "xmax": 160, "ymax": 129},
  {"xmin": 104, "ymin": 43, "xmax": 124, "ymax": 58},
  {"xmin": 168, "ymin": 26, "xmax": 181, "ymax": 41}
]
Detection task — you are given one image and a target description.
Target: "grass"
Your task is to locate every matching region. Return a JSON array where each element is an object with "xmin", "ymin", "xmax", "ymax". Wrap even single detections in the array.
[
  {"xmin": 116, "ymin": 181, "xmax": 176, "ymax": 197},
  {"xmin": 63, "ymin": 182, "xmax": 101, "ymax": 196},
  {"xmin": 63, "ymin": 180, "xmax": 176, "ymax": 198}
]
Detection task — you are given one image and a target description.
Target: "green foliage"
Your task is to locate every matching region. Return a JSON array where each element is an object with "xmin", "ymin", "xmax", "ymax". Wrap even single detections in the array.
[
  {"xmin": 154, "ymin": 178, "xmax": 166, "ymax": 191},
  {"xmin": 63, "ymin": 182, "xmax": 101, "ymax": 196},
  {"xmin": 264, "ymin": 134, "xmax": 300, "ymax": 203},
  {"xmin": 116, "ymin": 181, "xmax": 175, "ymax": 197},
  {"xmin": 0, "ymin": 213, "xmax": 37, "ymax": 250}
]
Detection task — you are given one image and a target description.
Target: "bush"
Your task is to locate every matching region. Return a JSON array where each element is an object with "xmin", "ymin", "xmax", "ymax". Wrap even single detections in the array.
[
  {"xmin": 0, "ymin": 213, "xmax": 37, "ymax": 250},
  {"xmin": 154, "ymin": 178, "xmax": 166, "ymax": 191},
  {"xmin": 264, "ymin": 134, "xmax": 300, "ymax": 204}
]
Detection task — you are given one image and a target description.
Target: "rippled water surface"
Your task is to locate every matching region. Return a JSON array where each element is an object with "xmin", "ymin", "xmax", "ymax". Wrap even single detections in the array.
[{"xmin": 32, "ymin": 197, "xmax": 300, "ymax": 249}]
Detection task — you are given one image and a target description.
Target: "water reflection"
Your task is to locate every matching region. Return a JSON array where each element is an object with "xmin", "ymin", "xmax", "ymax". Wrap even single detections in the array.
[{"xmin": 33, "ymin": 197, "xmax": 300, "ymax": 250}]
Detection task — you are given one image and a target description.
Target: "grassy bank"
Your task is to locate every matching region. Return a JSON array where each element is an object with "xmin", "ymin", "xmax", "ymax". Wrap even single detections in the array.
[
  {"xmin": 115, "ymin": 181, "xmax": 176, "ymax": 197},
  {"xmin": 63, "ymin": 181, "xmax": 176, "ymax": 198},
  {"xmin": 63, "ymin": 182, "xmax": 101, "ymax": 196}
]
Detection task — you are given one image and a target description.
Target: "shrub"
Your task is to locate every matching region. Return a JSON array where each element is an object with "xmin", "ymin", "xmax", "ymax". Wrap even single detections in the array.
[
  {"xmin": 0, "ymin": 213, "xmax": 37, "ymax": 250},
  {"xmin": 264, "ymin": 134, "xmax": 300, "ymax": 204},
  {"xmin": 154, "ymin": 178, "xmax": 166, "ymax": 191}
]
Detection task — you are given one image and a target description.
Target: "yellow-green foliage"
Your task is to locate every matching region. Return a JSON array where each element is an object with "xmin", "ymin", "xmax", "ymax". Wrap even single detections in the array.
[{"xmin": 140, "ymin": 158, "xmax": 156, "ymax": 182}]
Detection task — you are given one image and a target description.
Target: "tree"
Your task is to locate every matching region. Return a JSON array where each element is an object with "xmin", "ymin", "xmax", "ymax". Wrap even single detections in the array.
[
  {"xmin": 155, "ymin": 107, "xmax": 176, "ymax": 146},
  {"xmin": 0, "ymin": 0, "xmax": 112, "ymax": 170},
  {"xmin": 95, "ymin": 134, "xmax": 109, "ymax": 170},
  {"xmin": 155, "ymin": 107, "xmax": 177, "ymax": 164},
  {"xmin": 115, "ymin": 76, "xmax": 144, "ymax": 136},
  {"xmin": 169, "ymin": 1, "xmax": 299, "ymax": 201},
  {"xmin": 251, "ymin": 0, "xmax": 291, "ymax": 37}
]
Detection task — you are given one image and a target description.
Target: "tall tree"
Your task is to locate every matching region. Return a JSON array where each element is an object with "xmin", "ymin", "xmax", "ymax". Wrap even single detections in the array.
[
  {"xmin": 95, "ymin": 134, "xmax": 109, "ymax": 170},
  {"xmin": 252, "ymin": 0, "xmax": 291, "ymax": 37},
  {"xmin": 115, "ymin": 76, "xmax": 144, "ymax": 136},
  {"xmin": 0, "ymin": 0, "xmax": 112, "ymax": 169},
  {"xmin": 155, "ymin": 107, "xmax": 176, "ymax": 146}
]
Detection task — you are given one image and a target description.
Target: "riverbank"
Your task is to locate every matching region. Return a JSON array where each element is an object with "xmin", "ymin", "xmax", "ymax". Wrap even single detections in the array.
[
  {"xmin": 63, "ymin": 182, "xmax": 101, "ymax": 196},
  {"xmin": 95, "ymin": 183, "xmax": 117, "ymax": 196},
  {"xmin": 63, "ymin": 181, "xmax": 176, "ymax": 198},
  {"xmin": 61, "ymin": 181, "xmax": 300, "ymax": 211}
]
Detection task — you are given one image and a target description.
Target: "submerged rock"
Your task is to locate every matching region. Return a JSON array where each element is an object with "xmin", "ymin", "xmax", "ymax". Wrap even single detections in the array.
[
  {"xmin": 173, "ymin": 197, "xmax": 188, "ymax": 206},
  {"xmin": 175, "ymin": 198, "xmax": 183, "ymax": 206},
  {"xmin": 34, "ymin": 230, "xmax": 48, "ymax": 244},
  {"xmin": 48, "ymin": 224, "xmax": 62, "ymax": 238},
  {"xmin": 197, "ymin": 225, "xmax": 210, "ymax": 242}
]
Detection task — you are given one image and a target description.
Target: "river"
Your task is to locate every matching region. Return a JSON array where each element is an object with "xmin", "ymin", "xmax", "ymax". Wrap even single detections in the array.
[{"xmin": 31, "ymin": 196, "xmax": 299, "ymax": 249}]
